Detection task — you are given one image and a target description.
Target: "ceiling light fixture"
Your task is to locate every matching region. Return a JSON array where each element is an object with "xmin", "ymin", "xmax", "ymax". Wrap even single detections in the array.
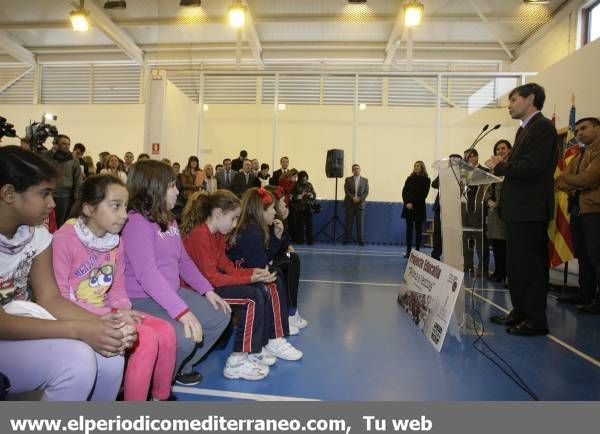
[
  {"xmin": 104, "ymin": 0, "xmax": 127, "ymax": 9},
  {"xmin": 523, "ymin": 1, "xmax": 550, "ymax": 3},
  {"xmin": 348, "ymin": 0, "xmax": 367, "ymax": 3},
  {"xmin": 228, "ymin": 0, "xmax": 246, "ymax": 28},
  {"xmin": 70, "ymin": 0, "xmax": 90, "ymax": 32},
  {"xmin": 180, "ymin": 0, "xmax": 202, "ymax": 7},
  {"xmin": 404, "ymin": 0, "xmax": 424, "ymax": 27}
]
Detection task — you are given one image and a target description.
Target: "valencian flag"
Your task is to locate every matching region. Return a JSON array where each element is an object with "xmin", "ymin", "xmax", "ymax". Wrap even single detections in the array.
[{"xmin": 548, "ymin": 96, "xmax": 580, "ymax": 267}]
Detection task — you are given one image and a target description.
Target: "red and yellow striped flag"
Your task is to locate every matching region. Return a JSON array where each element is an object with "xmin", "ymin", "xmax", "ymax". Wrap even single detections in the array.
[{"xmin": 548, "ymin": 99, "xmax": 579, "ymax": 267}]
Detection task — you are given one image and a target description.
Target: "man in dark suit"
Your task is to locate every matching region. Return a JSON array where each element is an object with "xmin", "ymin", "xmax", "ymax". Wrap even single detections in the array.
[
  {"xmin": 232, "ymin": 159, "xmax": 257, "ymax": 197},
  {"xmin": 486, "ymin": 83, "xmax": 557, "ymax": 336},
  {"xmin": 231, "ymin": 150, "xmax": 247, "ymax": 172},
  {"xmin": 269, "ymin": 156, "xmax": 289, "ymax": 186},
  {"xmin": 216, "ymin": 158, "xmax": 234, "ymax": 191},
  {"xmin": 343, "ymin": 163, "xmax": 369, "ymax": 246}
]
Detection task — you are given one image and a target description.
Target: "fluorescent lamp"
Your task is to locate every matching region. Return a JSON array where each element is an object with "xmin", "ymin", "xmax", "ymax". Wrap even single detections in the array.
[
  {"xmin": 180, "ymin": 0, "xmax": 202, "ymax": 7},
  {"xmin": 228, "ymin": 1, "xmax": 246, "ymax": 28},
  {"xmin": 104, "ymin": 0, "xmax": 127, "ymax": 9},
  {"xmin": 404, "ymin": 0, "xmax": 424, "ymax": 27}
]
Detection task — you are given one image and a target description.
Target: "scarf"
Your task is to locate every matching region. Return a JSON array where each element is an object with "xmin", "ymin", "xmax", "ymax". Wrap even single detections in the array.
[
  {"xmin": 0, "ymin": 225, "xmax": 34, "ymax": 255},
  {"xmin": 74, "ymin": 217, "xmax": 119, "ymax": 252}
]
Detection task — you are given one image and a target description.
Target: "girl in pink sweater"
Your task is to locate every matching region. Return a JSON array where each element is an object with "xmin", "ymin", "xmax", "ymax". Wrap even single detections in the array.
[{"xmin": 52, "ymin": 175, "xmax": 176, "ymax": 401}]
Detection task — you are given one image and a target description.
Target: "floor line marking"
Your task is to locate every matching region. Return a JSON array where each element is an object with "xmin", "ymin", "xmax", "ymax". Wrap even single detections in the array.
[
  {"xmin": 172, "ymin": 386, "xmax": 320, "ymax": 401},
  {"xmin": 297, "ymin": 251, "xmax": 406, "ymax": 258},
  {"xmin": 300, "ymin": 279, "xmax": 403, "ymax": 287},
  {"xmin": 465, "ymin": 288, "xmax": 600, "ymax": 369},
  {"xmin": 295, "ymin": 247, "xmax": 402, "ymax": 255}
]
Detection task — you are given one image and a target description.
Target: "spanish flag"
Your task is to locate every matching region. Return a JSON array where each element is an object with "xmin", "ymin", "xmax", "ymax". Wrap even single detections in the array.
[{"xmin": 548, "ymin": 98, "xmax": 579, "ymax": 267}]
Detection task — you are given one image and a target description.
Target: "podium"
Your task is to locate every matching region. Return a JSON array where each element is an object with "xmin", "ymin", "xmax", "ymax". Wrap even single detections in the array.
[{"xmin": 432, "ymin": 157, "xmax": 502, "ymax": 331}]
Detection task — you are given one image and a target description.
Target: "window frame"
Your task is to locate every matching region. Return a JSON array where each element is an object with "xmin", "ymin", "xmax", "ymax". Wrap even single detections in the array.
[{"xmin": 583, "ymin": 0, "xmax": 600, "ymax": 45}]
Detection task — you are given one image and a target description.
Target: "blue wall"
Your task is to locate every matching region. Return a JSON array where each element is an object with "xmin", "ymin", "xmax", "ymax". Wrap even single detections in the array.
[{"xmin": 310, "ymin": 200, "xmax": 434, "ymax": 245}]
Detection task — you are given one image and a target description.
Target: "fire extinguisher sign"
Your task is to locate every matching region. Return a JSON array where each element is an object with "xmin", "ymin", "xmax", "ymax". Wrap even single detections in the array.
[{"xmin": 151, "ymin": 143, "xmax": 160, "ymax": 155}]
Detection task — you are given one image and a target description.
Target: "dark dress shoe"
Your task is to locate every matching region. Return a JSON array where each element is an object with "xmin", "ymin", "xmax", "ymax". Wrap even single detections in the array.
[
  {"xmin": 175, "ymin": 371, "xmax": 203, "ymax": 386},
  {"xmin": 490, "ymin": 314, "xmax": 522, "ymax": 326},
  {"xmin": 576, "ymin": 303, "xmax": 600, "ymax": 314},
  {"xmin": 506, "ymin": 321, "xmax": 549, "ymax": 336}
]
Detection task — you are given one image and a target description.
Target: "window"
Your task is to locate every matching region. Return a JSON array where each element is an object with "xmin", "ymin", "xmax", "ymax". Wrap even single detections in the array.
[{"xmin": 584, "ymin": 0, "xmax": 600, "ymax": 44}]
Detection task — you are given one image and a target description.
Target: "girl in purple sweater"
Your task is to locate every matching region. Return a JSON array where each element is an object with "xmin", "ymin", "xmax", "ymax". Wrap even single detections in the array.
[
  {"xmin": 52, "ymin": 175, "xmax": 176, "ymax": 400},
  {"xmin": 122, "ymin": 160, "xmax": 231, "ymax": 386}
]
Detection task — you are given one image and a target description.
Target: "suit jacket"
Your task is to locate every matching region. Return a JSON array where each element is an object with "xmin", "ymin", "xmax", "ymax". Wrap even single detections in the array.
[
  {"xmin": 344, "ymin": 176, "xmax": 369, "ymax": 210},
  {"xmin": 231, "ymin": 158, "xmax": 244, "ymax": 172},
  {"xmin": 269, "ymin": 168, "xmax": 285, "ymax": 186},
  {"xmin": 216, "ymin": 170, "xmax": 235, "ymax": 191},
  {"xmin": 232, "ymin": 171, "xmax": 257, "ymax": 196},
  {"xmin": 495, "ymin": 112, "xmax": 558, "ymax": 223}
]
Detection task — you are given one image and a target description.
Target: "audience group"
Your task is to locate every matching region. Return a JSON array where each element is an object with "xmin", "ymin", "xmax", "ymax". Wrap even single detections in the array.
[{"xmin": 0, "ymin": 145, "xmax": 311, "ymax": 401}]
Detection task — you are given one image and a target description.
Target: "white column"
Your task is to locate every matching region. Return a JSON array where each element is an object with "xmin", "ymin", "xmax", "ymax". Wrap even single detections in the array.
[{"xmin": 143, "ymin": 69, "xmax": 167, "ymax": 159}]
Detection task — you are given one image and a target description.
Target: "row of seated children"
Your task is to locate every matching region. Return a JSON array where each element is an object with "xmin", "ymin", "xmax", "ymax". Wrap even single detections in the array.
[{"xmin": 0, "ymin": 146, "xmax": 307, "ymax": 400}]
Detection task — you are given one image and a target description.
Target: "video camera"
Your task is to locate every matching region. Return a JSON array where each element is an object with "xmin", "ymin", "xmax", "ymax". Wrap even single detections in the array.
[
  {"xmin": 0, "ymin": 116, "xmax": 17, "ymax": 140},
  {"xmin": 25, "ymin": 114, "xmax": 59, "ymax": 152}
]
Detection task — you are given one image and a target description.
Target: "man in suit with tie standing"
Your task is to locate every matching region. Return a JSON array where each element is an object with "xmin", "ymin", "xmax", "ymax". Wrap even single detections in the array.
[
  {"xmin": 232, "ymin": 159, "xmax": 257, "ymax": 197},
  {"xmin": 486, "ymin": 83, "xmax": 557, "ymax": 336},
  {"xmin": 216, "ymin": 158, "xmax": 234, "ymax": 191},
  {"xmin": 269, "ymin": 156, "xmax": 289, "ymax": 186},
  {"xmin": 343, "ymin": 163, "xmax": 369, "ymax": 246}
]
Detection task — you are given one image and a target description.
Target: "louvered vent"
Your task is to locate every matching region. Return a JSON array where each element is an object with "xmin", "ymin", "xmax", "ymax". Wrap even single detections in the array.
[
  {"xmin": 0, "ymin": 66, "xmax": 33, "ymax": 104},
  {"xmin": 262, "ymin": 75, "xmax": 320, "ymax": 104}
]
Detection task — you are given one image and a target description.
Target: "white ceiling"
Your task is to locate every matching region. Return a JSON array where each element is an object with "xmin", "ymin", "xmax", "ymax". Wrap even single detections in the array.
[{"xmin": 0, "ymin": 0, "xmax": 570, "ymax": 69}]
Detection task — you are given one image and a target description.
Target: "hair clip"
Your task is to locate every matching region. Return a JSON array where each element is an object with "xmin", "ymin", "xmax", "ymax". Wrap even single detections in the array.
[{"xmin": 257, "ymin": 187, "xmax": 273, "ymax": 206}]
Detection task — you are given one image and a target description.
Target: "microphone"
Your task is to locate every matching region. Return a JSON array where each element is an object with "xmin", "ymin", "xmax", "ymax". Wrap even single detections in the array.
[
  {"xmin": 466, "ymin": 124, "xmax": 501, "ymax": 159},
  {"xmin": 465, "ymin": 125, "xmax": 488, "ymax": 157}
]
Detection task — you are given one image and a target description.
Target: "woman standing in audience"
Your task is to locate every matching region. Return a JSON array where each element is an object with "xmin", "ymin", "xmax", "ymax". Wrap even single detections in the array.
[
  {"xmin": 487, "ymin": 140, "xmax": 512, "ymax": 282},
  {"xmin": 0, "ymin": 146, "xmax": 130, "ymax": 401},
  {"xmin": 122, "ymin": 160, "xmax": 231, "ymax": 386},
  {"xmin": 181, "ymin": 190, "xmax": 302, "ymax": 378},
  {"xmin": 292, "ymin": 170, "xmax": 316, "ymax": 245},
  {"xmin": 52, "ymin": 174, "xmax": 177, "ymax": 400},
  {"xmin": 401, "ymin": 161, "xmax": 431, "ymax": 258},
  {"xmin": 203, "ymin": 164, "xmax": 218, "ymax": 193},
  {"xmin": 180, "ymin": 156, "xmax": 201, "ymax": 200},
  {"xmin": 227, "ymin": 187, "xmax": 304, "ymax": 357},
  {"xmin": 278, "ymin": 169, "xmax": 299, "ymax": 238},
  {"xmin": 100, "ymin": 154, "xmax": 127, "ymax": 183}
]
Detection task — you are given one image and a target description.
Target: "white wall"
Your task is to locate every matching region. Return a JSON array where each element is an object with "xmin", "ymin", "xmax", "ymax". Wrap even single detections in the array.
[
  {"xmin": 0, "ymin": 104, "xmax": 145, "ymax": 160},
  {"xmin": 162, "ymin": 81, "xmax": 198, "ymax": 166},
  {"xmin": 529, "ymin": 38, "xmax": 600, "ymax": 129},
  {"xmin": 199, "ymin": 103, "xmax": 517, "ymax": 203}
]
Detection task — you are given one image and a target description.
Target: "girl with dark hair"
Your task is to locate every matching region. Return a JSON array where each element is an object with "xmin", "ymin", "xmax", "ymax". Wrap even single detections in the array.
[
  {"xmin": 100, "ymin": 154, "xmax": 127, "ymax": 183},
  {"xmin": 266, "ymin": 186, "xmax": 308, "ymax": 331},
  {"xmin": 227, "ymin": 188, "xmax": 303, "ymax": 360},
  {"xmin": 122, "ymin": 160, "xmax": 231, "ymax": 386},
  {"xmin": 181, "ymin": 190, "xmax": 289, "ymax": 379},
  {"xmin": 53, "ymin": 175, "xmax": 176, "ymax": 400},
  {"xmin": 487, "ymin": 140, "xmax": 512, "ymax": 282},
  {"xmin": 0, "ymin": 146, "xmax": 130, "ymax": 401},
  {"xmin": 401, "ymin": 161, "xmax": 431, "ymax": 258}
]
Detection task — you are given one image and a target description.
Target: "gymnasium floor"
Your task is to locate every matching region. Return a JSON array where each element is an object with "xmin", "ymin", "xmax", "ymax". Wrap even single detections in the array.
[{"xmin": 173, "ymin": 244, "xmax": 600, "ymax": 401}]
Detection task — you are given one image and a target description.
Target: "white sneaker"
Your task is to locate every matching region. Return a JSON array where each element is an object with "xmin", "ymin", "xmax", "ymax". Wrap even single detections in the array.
[
  {"xmin": 248, "ymin": 348, "xmax": 277, "ymax": 367},
  {"xmin": 223, "ymin": 354, "xmax": 269, "ymax": 380},
  {"xmin": 289, "ymin": 312, "xmax": 308, "ymax": 329},
  {"xmin": 288, "ymin": 324, "xmax": 300, "ymax": 336},
  {"xmin": 266, "ymin": 338, "xmax": 303, "ymax": 361}
]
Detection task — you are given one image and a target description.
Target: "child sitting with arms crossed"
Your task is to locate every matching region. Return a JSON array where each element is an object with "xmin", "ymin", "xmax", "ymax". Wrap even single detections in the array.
[
  {"xmin": 52, "ymin": 175, "xmax": 176, "ymax": 400},
  {"xmin": 0, "ymin": 147, "xmax": 132, "ymax": 400},
  {"xmin": 181, "ymin": 190, "xmax": 302, "ymax": 380},
  {"xmin": 226, "ymin": 187, "xmax": 303, "ymax": 358}
]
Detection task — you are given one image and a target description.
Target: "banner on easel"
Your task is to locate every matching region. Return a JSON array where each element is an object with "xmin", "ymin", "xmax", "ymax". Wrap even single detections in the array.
[{"xmin": 398, "ymin": 250, "xmax": 463, "ymax": 352}]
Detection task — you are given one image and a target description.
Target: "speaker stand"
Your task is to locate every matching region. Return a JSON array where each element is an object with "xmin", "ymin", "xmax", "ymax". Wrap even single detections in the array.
[{"xmin": 315, "ymin": 177, "xmax": 347, "ymax": 245}]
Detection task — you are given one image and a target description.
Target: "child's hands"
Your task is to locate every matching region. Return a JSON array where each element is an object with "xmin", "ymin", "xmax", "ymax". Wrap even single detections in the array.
[
  {"xmin": 273, "ymin": 219, "xmax": 284, "ymax": 239},
  {"xmin": 251, "ymin": 267, "xmax": 277, "ymax": 283},
  {"xmin": 76, "ymin": 317, "xmax": 128, "ymax": 358},
  {"xmin": 205, "ymin": 291, "xmax": 231, "ymax": 314},
  {"xmin": 116, "ymin": 309, "xmax": 145, "ymax": 326},
  {"xmin": 178, "ymin": 311, "xmax": 203, "ymax": 343}
]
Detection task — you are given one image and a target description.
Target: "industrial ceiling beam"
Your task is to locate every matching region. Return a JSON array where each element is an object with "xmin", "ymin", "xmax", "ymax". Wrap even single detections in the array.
[
  {"xmin": 0, "ymin": 30, "xmax": 35, "ymax": 65},
  {"xmin": 468, "ymin": 0, "xmax": 514, "ymax": 60}
]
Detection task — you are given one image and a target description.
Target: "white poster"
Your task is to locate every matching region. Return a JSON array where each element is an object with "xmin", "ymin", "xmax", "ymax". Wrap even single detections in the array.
[{"xmin": 398, "ymin": 250, "xmax": 463, "ymax": 352}]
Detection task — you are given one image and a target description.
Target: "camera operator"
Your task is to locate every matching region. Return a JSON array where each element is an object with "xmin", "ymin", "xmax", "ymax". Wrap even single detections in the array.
[{"xmin": 42, "ymin": 134, "xmax": 81, "ymax": 227}]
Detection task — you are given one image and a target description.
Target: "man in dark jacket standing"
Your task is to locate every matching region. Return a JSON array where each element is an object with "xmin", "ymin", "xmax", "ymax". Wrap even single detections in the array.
[
  {"xmin": 486, "ymin": 83, "xmax": 557, "ymax": 336},
  {"xmin": 343, "ymin": 163, "xmax": 369, "ymax": 246},
  {"xmin": 42, "ymin": 134, "xmax": 82, "ymax": 227}
]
